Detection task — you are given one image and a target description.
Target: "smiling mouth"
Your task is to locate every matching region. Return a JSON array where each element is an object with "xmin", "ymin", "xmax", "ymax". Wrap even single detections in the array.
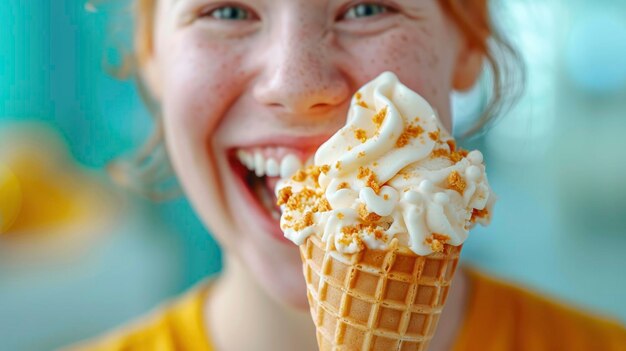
[{"xmin": 229, "ymin": 147, "xmax": 310, "ymax": 225}]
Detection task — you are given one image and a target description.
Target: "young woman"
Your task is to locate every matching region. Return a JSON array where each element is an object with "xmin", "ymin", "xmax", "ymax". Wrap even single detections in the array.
[{"xmin": 71, "ymin": 0, "xmax": 626, "ymax": 350}]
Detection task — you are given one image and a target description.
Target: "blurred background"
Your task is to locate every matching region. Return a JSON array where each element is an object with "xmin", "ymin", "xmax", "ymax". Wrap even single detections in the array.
[{"xmin": 0, "ymin": 0, "xmax": 625, "ymax": 350}]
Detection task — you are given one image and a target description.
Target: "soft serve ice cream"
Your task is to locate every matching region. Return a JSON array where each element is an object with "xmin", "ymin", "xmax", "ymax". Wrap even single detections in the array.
[{"xmin": 275, "ymin": 72, "xmax": 494, "ymax": 256}]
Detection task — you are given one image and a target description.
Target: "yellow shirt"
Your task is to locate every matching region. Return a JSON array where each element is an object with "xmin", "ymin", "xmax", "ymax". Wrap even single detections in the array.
[{"xmin": 69, "ymin": 270, "xmax": 626, "ymax": 351}]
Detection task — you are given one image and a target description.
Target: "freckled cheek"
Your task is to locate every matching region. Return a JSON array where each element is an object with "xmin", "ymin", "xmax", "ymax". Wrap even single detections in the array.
[
  {"xmin": 344, "ymin": 31, "xmax": 448, "ymax": 99},
  {"xmin": 160, "ymin": 39, "xmax": 246, "ymax": 138}
]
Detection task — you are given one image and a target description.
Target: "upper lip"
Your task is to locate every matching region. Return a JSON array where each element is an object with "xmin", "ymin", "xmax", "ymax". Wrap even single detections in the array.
[{"xmin": 232, "ymin": 133, "xmax": 334, "ymax": 154}]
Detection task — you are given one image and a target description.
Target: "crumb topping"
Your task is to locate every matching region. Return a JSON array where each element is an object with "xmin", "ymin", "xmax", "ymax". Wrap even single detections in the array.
[
  {"xmin": 372, "ymin": 106, "xmax": 387, "ymax": 129},
  {"xmin": 428, "ymin": 130, "xmax": 440, "ymax": 141},
  {"xmin": 335, "ymin": 161, "xmax": 342, "ymax": 170},
  {"xmin": 337, "ymin": 182, "xmax": 350, "ymax": 190},
  {"xmin": 425, "ymin": 233, "xmax": 450, "ymax": 252},
  {"xmin": 431, "ymin": 143, "xmax": 469, "ymax": 163},
  {"xmin": 354, "ymin": 129, "xmax": 368, "ymax": 143},
  {"xmin": 396, "ymin": 123, "xmax": 424, "ymax": 147},
  {"xmin": 470, "ymin": 208, "xmax": 489, "ymax": 222},
  {"xmin": 276, "ymin": 186, "xmax": 293, "ymax": 207},
  {"xmin": 447, "ymin": 140, "xmax": 456, "ymax": 151},
  {"xmin": 359, "ymin": 203, "xmax": 382, "ymax": 223},
  {"xmin": 293, "ymin": 211, "xmax": 314, "ymax": 231},
  {"xmin": 358, "ymin": 151, "xmax": 366, "ymax": 158},
  {"xmin": 357, "ymin": 166, "xmax": 381, "ymax": 194},
  {"xmin": 338, "ymin": 226, "xmax": 365, "ymax": 250},
  {"xmin": 447, "ymin": 171, "xmax": 466, "ymax": 195}
]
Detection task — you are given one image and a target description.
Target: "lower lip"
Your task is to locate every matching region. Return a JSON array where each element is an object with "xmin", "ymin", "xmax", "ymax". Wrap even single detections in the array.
[{"xmin": 229, "ymin": 156, "xmax": 293, "ymax": 245}]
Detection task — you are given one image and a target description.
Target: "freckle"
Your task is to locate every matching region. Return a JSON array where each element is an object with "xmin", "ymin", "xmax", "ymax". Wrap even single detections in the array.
[{"xmin": 401, "ymin": 34, "xmax": 408, "ymax": 42}]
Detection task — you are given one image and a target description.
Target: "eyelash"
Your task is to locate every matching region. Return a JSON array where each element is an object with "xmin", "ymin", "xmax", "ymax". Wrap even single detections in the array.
[
  {"xmin": 341, "ymin": 2, "xmax": 393, "ymax": 20},
  {"xmin": 198, "ymin": 3, "xmax": 257, "ymax": 21},
  {"xmin": 197, "ymin": 2, "xmax": 394, "ymax": 22}
]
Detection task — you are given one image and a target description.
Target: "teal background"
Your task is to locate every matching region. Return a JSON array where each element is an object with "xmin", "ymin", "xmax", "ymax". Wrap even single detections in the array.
[{"xmin": 1, "ymin": 0, "xmax": 625, "ymax": 350}]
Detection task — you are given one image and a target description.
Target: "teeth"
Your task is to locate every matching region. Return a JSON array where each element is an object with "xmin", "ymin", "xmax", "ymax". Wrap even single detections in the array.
[
  {"xmin": 236, "ymin": 149, "xmax": 303, "ymax": 179},
  {"xmin": 236, "ymin": 150, "xmax": 253, "ymax": 169},
  {"xmin": 266, "ymin": 158, "xmax": 279, "ymax": 177},
  {"xmin": 254, "ymin": 151, "xmax": 265, "ymax": 177},
  {"xmin": 280, "ymin": 154, "xmax": 302, "ymax": 178}
]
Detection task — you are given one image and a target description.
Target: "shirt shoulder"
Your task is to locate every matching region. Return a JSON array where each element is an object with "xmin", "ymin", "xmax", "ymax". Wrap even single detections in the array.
[
  {"xmin": 64, "ymin": 281, "xmax": 214, "ymax": 351},
  {"xmin": 452, "ymin": 269, "xmax": 626, "ymax": 351}
]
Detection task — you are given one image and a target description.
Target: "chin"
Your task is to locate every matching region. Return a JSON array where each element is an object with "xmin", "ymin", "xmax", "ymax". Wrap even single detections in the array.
[{"xmin": 238, "ymin": 238, "xmax": 311, "ymax": 311}]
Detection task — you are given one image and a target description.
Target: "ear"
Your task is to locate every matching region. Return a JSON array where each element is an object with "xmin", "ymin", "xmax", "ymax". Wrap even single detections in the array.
[{"xmin": 452, "ymin": 43, "xmax": 484, "ymax": 91}]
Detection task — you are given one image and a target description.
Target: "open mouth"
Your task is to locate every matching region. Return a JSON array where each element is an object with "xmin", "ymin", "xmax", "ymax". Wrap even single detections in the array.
[{"xmin": 228, "ymin": 147, "xmax": 310, "ymax": 240}]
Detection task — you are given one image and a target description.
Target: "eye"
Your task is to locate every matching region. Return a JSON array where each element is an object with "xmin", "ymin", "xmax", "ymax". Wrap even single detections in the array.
[
  {"xmin": 342, "ymin": 3, "xmax": 390, "ymax": 20},
  {"xmin": 201, "ymin": 5, "xmax": 254, "ymax": 21}
]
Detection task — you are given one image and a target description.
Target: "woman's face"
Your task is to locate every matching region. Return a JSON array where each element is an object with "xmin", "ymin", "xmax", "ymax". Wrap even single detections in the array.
[{"xmin": 147, "ymin": 0, "xmax": 479, "ymax": 308}]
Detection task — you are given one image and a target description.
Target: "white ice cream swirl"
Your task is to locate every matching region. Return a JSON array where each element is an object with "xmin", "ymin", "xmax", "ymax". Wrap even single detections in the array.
[{"xmin": 276, "ymin": 72, "xmax": 494, "ymax": 256}]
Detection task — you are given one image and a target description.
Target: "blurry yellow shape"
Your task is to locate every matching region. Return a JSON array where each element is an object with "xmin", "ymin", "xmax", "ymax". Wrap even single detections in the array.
[
  {"xmin": 0, "ymin": 121, "xmax": 118, "ymax": 251},
  {"xmin": 4, "ymin": 157, "xmax": 82, "ymax": 235},
  {"xmin": 0, "ymin": 164, "xmax": 22, "ymax": 233}
]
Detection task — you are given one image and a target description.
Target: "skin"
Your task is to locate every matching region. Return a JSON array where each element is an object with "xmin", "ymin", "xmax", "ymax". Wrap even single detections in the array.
[{"xmin": 142, "ymin": 0, "xmax": 483, "ymax": 349}]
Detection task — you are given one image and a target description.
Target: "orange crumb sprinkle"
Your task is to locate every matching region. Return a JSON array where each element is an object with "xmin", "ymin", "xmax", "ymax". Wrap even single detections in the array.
[
  {"xmin": 337, "ymin": 182, "xmax": 350, "ymax": 190},
  {"xmin": 357, "ymin": 100, "xmax": 368, "ymax": 108},
  {"xmin": 431, "ymin": 149, "xmax": 449, "ymax": 159},
  {"xmin": 317, "ymin": 198, "xmax": 331, "ymax": 212},
  {"xmin": 276, "ymin": 186, "xmax": 292, "ymax": 207},
  {"xmin": 425, "ymin": 233, "xmax": 450, "ymax": 252},
  {"xmin": 293, "ymin": 211, "xmax": 314, "ymax": 231},
  {"xmin": 396, "ymin": 123, "xmax": 424, "ymax": 147},
  {"xmin": 446, "ymin": 140, "xmax": 457, "ymax": 151},
  {"xmin": 354, "ymin": 129, "xmax": 368, "ymax": 143},
  {"xmin": 471, "ymin": 208, "xmax": 489, "ymax": 222},
  {"xmin": 447, "ymin": 171, "xmax": 466, "ymax": 195},
  {"xmin": 335, "ymin": 161, "xmax": 342, "ymax": 170},
  {"xmin": 355, "ymin": 92, "xmax": 362, "ymax": 100},
  {"xmin": 357, "ymin": 167, "xmax": 381, "ymax": 194},
  {"xmin": 428, "ymin": 130, "xmax": 440, "ymax": 141},
  {"xmin": 319, "ymin": 165, "xmax": 330, "ymax": 174},
  {"xmin": 431, "ymin": 146, "xmax": 469, "ymax": 163},
  {"xmin": 358, "ymin": 203, "xmax": 382, "ymax": 223},
  {"xmin": 383, "ymin": 194, "xmax": 389, "ymax": 200},
  {"xmin": 449, "ymin": 151, "xmax": 464, "ymax": 163},
  {"xmin": 337, "ymin": 212, "xmax": 345, "ymax": 220},
  {"xmin": 372, "ymin": 106, "xmax": 387, "ymax": 128},
  {"xmin": 358, "ymin": 151, "xmax": 366, "ymax": 158},
  {"xmin": 292, "ymin": 170, "xmax": 307, "ymax": 182}
]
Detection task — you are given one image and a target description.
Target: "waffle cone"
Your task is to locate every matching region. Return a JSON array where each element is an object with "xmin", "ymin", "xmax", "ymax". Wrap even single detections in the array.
[{"xmin": 299, "ymin": 234, "xmax": 462, "ymax": 351}]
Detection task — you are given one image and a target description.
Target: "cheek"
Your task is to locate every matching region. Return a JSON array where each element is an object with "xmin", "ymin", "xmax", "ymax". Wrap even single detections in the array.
[
  {"xmin": 159, "ymin": 33, "xmax": 249, "ymax": 139},
  {"xmin": 341, "ymin": 27, "xmax": 455, "ymax": 105}
]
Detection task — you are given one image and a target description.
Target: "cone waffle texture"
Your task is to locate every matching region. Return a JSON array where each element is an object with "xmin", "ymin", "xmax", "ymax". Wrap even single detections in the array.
[{"xmin": 300, "ymin": 235, "xmax": 462, "ymax": 351}]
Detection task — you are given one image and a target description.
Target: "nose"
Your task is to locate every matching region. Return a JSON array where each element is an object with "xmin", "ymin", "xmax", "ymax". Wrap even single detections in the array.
[{"xmin": 253, "ymin": 20, "xmax": 350, "ymax": 116}]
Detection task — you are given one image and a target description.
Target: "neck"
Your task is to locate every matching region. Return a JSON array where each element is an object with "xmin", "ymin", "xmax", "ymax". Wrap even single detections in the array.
[
  {"xmin": 429, "ymin": 268, "xmax": 470, "ymax": 351},
  {"xmin": 204, "ymin": 253, "xmax": 318, "ymax": 351}
]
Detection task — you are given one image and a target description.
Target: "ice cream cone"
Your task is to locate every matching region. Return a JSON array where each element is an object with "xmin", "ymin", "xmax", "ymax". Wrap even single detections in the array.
[
  {"xmin": 300, "ymin": 234, "xmax": 462, "ymax": 351},
  {"xmin": 276, "ymin": 72, "xmax": 493, "ymax": 350}
]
